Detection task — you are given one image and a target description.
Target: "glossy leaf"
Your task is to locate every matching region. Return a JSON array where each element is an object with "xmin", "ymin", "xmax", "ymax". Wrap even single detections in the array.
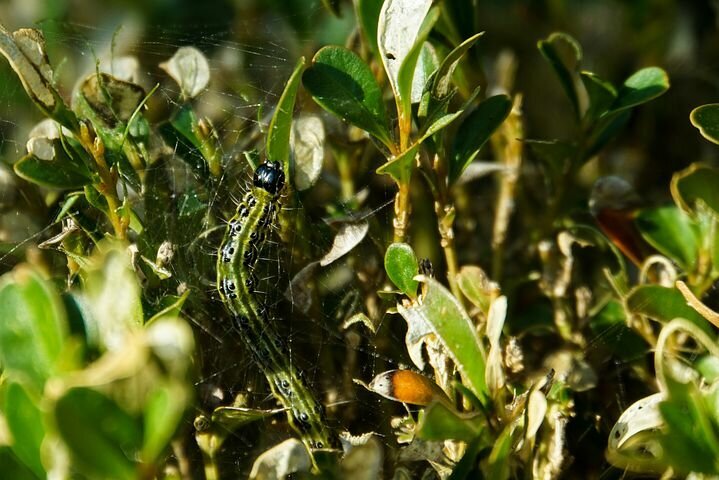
[
  {"xmin": 450, "ymin": 94, "xmax": 512, "ymax": 183},
  {"xmin": 397, "ymin": 276, "xmax": 488, "ymax": 402},
  {"xmin": 537, "ymin": 32, "xmax": 582, "ymax": 117},
  {"xmin": 303, "ymin": 46, "xmax": 393, "ymax": 149},
  {"xmin": 417, "ymin": 401, "xmax": 484, "ymax": 442},
  {"xmin": 691, "ymin": 104, "xmax": 719, "ymax": 145},
  {"xmin": 635, "ymin": 206, "xmax": 699, "ymax": 270},
  {"xmin": 626, "ymin": 285, "xmax": 711, "ymax": 334},
  {"xmin": 55, "ymin": 387, "xmax": 141, "ymax": 480},
  {"xmin": 0, "ymin": 266, "xmax": 66, "ymax": 389},
  {"xmin": 609, "ymin": 67, "xmax": 669, "ymax": 114},
  {"xmin": 266, "ymin": 57, "xmax": 305, "ymax": 175},
  {"xmin": 3, "ymin": 381, "xmax": 45, "ymax": 477},
  {"xmin": 384, "ymin": 242, "xmax": 419, "ymax": 298}
]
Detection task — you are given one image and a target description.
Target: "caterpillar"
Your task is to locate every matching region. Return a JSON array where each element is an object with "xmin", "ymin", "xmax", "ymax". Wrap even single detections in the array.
[{"xmin": 216, "ymin": 160, "xmax": 334, "ymax": 457}]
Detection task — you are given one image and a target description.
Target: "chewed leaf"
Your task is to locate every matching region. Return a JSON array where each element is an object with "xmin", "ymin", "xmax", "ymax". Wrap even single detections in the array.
[
  {"xmin": 291, "ymin": 114, "xmax": 324, "ymax": 191},
  {"xmin": 378, "ymin": 0, "xmax": 433, "ymax": 104},
  {"xmin": 606, "ymin": 393, "xmax": 664, "ymax": 473},
  {"xmin": 319, "ymin": 221, "xmax": 369, "ymax": 266},
  {"xmin": 249, "ymin": 438, "xmax": 312, "ymax": 480},
  {"xmin": 397, "ymin": 275, "xmax": 488, "ymax": 402},
  {"xmin": 160, "ymin": 46, "xmax": 210, "ymax": 99}
]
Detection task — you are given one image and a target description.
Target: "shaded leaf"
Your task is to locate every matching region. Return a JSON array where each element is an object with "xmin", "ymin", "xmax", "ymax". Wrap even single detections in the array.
[
  {"xmin": 671, "ymin": 163, "xmax": 719, "ymax": 218},
  {"xmin": 376, "ymin": 142, "xmax": 419, "ymax": 184},
  {"xmin": 537, "ymin": 32, "xmax": 582, "ymax": 117},
  {"xmin": 580, "ymin": 71, "xmax": 616, "ymax": 121},
  {"xmin": 319, "ymin": 221, "xmax": 369, "ymax": 266},
  {"xmin": 378, "ymin": 0, "xmax": 433, "ymax": 105},
  {"xmin": 432, "ymin": 32, "xmax": 484, "ymax": 98},
  {"xmin": 450, "ymin": 94, "xmax": 511, "ymax": 183},
  {"xmin": 55, "ymin": 387, "xmax": 142, "ymax": 480},
  {"xmin": 356, "ymin": 0, "xmax": 384, "ymax": 56},
  {"xmin": 691, "ymin": 104, "xmax": 719, "ymax": 145}
]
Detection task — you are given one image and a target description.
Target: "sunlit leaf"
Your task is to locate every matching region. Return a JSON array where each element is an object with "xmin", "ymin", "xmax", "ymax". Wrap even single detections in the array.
[
  {"xmin": 249, "ymin": 438, "xmax": 312, "ymax": 480},
  {"xmin": 416, "ymin": 401, "xmax": 484, "ymax": 442},
  {"xmin": 384, "ymin": 242, "xmax": 419, "ymax": 298},
  {"xmin": 635, "ymin": 205, "xmax": 699, "ymax": 271},
  {"xmin": 319, "ymin": 221, "xmax": 369, "ymax": 266},
  {"xmin": 266, "ymin": 57, "xmax": 305, "ymax": 175},
  {"xmin": 606, "ymin": 393, "xmax": 664, "ymax": 473},
  {"xmin": 397, "ymin": 276, "xmax": 488, "ymax": 402},
  {"xmin": 609, "ymin": 67, "xmax": 669, "ymax": 114},
  {"xmin": 303, "ymin": 46, "xmax": 393, "ymax": 149},
  {"xmin": 142, "ymin": 384, "xmax": 188, "ymax": 462}
]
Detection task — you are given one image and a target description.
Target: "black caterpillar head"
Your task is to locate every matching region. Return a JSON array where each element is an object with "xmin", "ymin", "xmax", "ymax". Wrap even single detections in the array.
[{"xmin": 253, "ymin": 161, "xmax": 285, "ymax": 195}]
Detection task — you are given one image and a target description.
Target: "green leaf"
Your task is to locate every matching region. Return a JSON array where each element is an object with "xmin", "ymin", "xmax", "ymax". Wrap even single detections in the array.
[
  {"xmin": 14, "ymin": 153, "xmax": 91, "ymax": 189},
  {"xmin": 356, "ymin": 0, "xmax": 384, "ymax": 56},
  {"xmin": 169, "ymin": 104, "xmax": 221, "ymax": 177},
  {"xmin": 397, "ymin": 276, "xmax": 488, "ymax": 402},
  {"xmin": 142, "ymin": 384, "xmax": 187, "ymax": 462},
  {"xmin": 584, "ymin": 109, "xmax": 631, "ymax": 159},
  {"xmin": 416, "ymin": 402, "xmax": 484, "ymax": 442},
  {"xmin": 303, "ymin": 46, "xmax": 393, "ymax": 149},
  {"xmin": 396, "ymin": 7, "xmax": 440, "ymax": 125},
  {"xmin": 626, "ymin": 285, "xmax": 712, "ymax": 335},
  {"xmin": 486, "ymin": 424, "xmax": 516, "ymax": 480},
  {"xmin": 450, "ymin": 94, "xmax": 511, "ymax": 183},
  {"xmin": 384, "ymin": 242, "xmax": 419, "ymax": 298},
  {"xmin": 691, "ymin": 104, "xmax": 719, "ymax": 145},
  {"xmin": 671, "ymin": 163, "xmax": 719, "ymax": 218},
  {"xmin": 432, "ymin": 32, "xmax": 484, "ymax": 99},
  {"xmin": 376, "ymin": 143, "xmax": 419, "ymax": 184},
  {"xmin": 456, "ymin": 265, "xmax": 493, "ymax": 313},
  {"xmin": 0, "ymin": 447, "xmax": 39, "ymax": 480},
  {"xmin": 266, "ymin": 57, "xmax": 305, "ymax": 175},
  {"xmin": 537, "ymin": 32, "xmax": 583, "ymax": 118},
  {"xmin": 525, "ymin": 139, "xmax": 576, "ymax": 183},
  {"xmin": 55, "ymin": 387, "xmax": 142, "ymax": 480},
  {"xmin": 636, "ymin": 205, "xmax": 699, "ymax": 270},
  {"xmin": 3, "ymin": 381, "xmax": 45, "ymax": 478},
  {"xmin": 0, "ymin": 267, "xmax": 66, "ymax": 389},
  {"xmin": 609, "ymin": 67, "xmax": 669, "ymax": 114},
  {"xmin": 580, "ymin": 71, "xmax": 617, "ymax": 121}
]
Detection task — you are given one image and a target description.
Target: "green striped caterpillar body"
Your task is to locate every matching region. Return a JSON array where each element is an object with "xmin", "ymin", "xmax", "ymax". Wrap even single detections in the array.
[{"xmin": 216, "ymin": 161, "xmax": 333, "ymax": 455}]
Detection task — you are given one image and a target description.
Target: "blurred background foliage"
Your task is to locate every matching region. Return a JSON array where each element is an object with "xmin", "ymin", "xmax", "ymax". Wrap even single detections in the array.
[{"xmin": 3, "ymin": 0, "xmax": 719, "ymax": 478}]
